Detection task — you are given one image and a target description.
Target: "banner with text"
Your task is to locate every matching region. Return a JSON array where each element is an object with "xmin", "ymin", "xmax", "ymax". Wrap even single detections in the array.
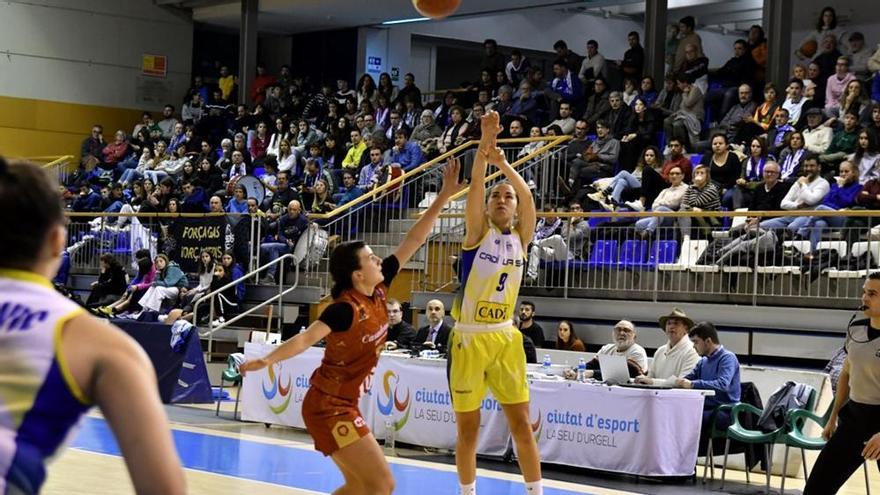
[
  {"xmin": 170, "ymin": 216, "xmax": 227, "ymax": 273},
  {"xmin": 525, "ymin": 381, "xmax": 704, "ymax": 476}
]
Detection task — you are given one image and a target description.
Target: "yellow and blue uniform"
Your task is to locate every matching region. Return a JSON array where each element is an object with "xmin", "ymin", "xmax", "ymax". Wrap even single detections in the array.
[
  {"xmin": 449, "ymin": 224, "xmax": 529, "ymax": 412},
  {"xmin": 0, "ymin": 269, "xmax": 92, "ymax": 493}
]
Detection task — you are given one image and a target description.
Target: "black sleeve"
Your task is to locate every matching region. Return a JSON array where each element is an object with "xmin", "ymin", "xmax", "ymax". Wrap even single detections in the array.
[
  {"xmin": 382, "ymin": 255, "xmax": 400, "ymax": 286},
  {"xmin": 318, "ymin": 302, "xmax": 355, "ymax": 332}
]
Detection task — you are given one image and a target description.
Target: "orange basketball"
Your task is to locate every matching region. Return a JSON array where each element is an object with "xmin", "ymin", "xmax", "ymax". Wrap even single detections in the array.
[
  {"xmin": 412, "ymin": 0, "xmax": 461, "ymax": 19},
  {"xmin": 800, "ymin": 39, "xmax": 818, "ymax": 58}
]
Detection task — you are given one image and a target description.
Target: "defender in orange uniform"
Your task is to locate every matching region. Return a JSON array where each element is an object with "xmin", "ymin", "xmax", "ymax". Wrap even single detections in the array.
[{"xmin": 241, "ymin": 162, "xmax": 461, "ymax": 495}]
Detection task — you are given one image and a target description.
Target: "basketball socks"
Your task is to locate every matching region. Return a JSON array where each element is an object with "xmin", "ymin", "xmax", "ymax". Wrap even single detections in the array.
[
  {"xmin": 525, "ymin": 480, "xmax": 543, "ymax": 495},
  {"xmin": 459, "ymin": 481, "xmax": 476, "ymax": 495}
]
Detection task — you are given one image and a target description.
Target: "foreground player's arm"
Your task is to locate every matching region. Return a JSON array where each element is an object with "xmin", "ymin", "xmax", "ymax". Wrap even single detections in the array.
[
  {"xmin": 240, "ymin": 322, "xmax": 332, "ymax": 373},
  {"xmin": 394, "ymin": 160, "xmax": 463, "ymax": 265},
  {"xmin": 62, "ymin": 314, "xmax": 186, "ymax": 495},
  {"xmin": 482, "ymin": 146, "xmax": 537, "ymax": 246},
  {"xmin": 463, "ymin": 112, "xmax": 502, "ymax": 246},
  {"xmin": 824, "ymin": 356, "xmax": 850, "ymax": 440}
]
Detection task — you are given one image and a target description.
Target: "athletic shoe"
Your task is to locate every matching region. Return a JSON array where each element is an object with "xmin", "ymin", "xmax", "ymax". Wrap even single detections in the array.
[
  {"xmin": 587, "ymin": 191, "xmax": 606, "ymax": 203},
  {"xmin": 211, "ymin": 317, "xmax": 226, "ymax": 327},
  {"xmin": 624, "ymin": 200, "xmax": 645, "ymax": 212}
]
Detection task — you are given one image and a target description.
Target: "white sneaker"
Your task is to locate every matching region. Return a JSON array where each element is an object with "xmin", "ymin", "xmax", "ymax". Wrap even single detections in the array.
[
  {"xmin": 587, "ymin": 191, "xmax": 605, "ymax": 203},
  {"xmin": 211, "ymin": 317, "xmax": 226, "ymax": 327},
  {"xmin": 624, "ymin": 200, "xmax": 645, "ymax": 212},
  {"xmin": 158, "ymin": 314, "xmax": 168, "ymax": 323},
  {"xmin": 526, "ymin": 179, "xmax": 536, "ymax": 190}
]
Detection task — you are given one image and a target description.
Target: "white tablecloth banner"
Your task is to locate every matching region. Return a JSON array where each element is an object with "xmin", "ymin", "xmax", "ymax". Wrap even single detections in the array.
[
  {"xmin": 240, "ymin": 345, "xmax": 508, "ymax": 455},
  {"xmin": 241, "ymin": 345, "xmax": 707, "ymax": 474},
  {"xmin": 526, "ymin": 380, "xmax": 705, "ymax": 476}
]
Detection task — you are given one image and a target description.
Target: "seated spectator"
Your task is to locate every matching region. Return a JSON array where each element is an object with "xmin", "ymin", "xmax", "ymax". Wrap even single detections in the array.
[
  {"xmin": 633, "ymin": 166, "xmax": 689, "ymax": 236},
  {"xmin": 167, "ymin": 123, "xmax": 188, "ymax": 154},
  {"xmin": 548, "ymin": 58, "xmax": 584, "ymax": 109},
  {"xmin": 652, "ymin": 73, "xmax": 682, "ymax": 120},
  {"xmin": 618, "ymin": 97, "xmax": 658, "ymax": 171},
  {"xmin": 663, "ymin": 74, "xmax": 704, "ymax": 150},
  {"xmin": 825, "ymin": 56, "xmax": 855, "ymax": 117},
  {"xmin": 384, "ymin": 110, "xmax": 410, "ymax": 143},
  {"xmin": 176, "ymin": 250, "xmax": 215, "ymax": 310},
  {"xmin": 259, "ymin": 200, "xmax": 309, "ymax": 284},
  {"xmin": 759, "ymin": 155, "xmax": 830, "ymax": 232},
  {"xmin": 137, "ymin": 254, "xmax": 187, "ymax": 314},
  {"xmin": 85, "ymin": 254, "xmax": 127, "ymax": 308},
  {"xmin": 225, "ymin": 184, "xmax": 248, "ymax": 214},
  {"xmin": 679, "ymin": 164, "xmax": 722, "ymax": 237},
  {"xmin": 837, "ymin": 79, "xmax": 871, "ymax": 124},
  {"xmin": 415, "ymin": 299, "xmax": 452, "ymax": 350},
  {"xmin": 310, "ymin": 179, "xmax": 336, "ymax": 216},
  {"xmin": 851, "ymin": 128, "xmax": 880, "ymax": 184},
  {"xmin": 389, "ymin": 129, "xmax": 425, "ymax": 171},
  {"xmin": 638, "ymin": 76, "xmax": 658, "ymax": 107},
  {"xmin": 358, "ymin": 147, "xmax": 383, "ymax": 192},
  {"xmin": 508, "ymin": 80, "xmax": 540, "ymax": 125},
  {"xmin": 385, "ymin": 298, "xmax": 417, "ymax": 349},
  {"xmin": 582, "ymin": 78, "xmax": 610, "ymax": 126},
  {"xmin": 621, "ymin": 78, "xmax": 639, "ymax": 107},
  {"xmin": 802, "ymin": 107, "xmax": 833, "ymax": 156},
  {"xmin": 71, "ymin": 182, "xmax": 101, "ymax": 212},
  {"xmin": 577, "ymin": 320, "xmax": 649, "ymax": 380},
  {"xmin": 767, "ymin": 108, "xmax": 795, "ymax": 157},
  {"xmin": 157, "ymin": 104, "xmax": 178, "ymax": 140},
  {"xmin": 712, "ymin": 84, "xmax": 756, "ymax": 145},
  {"xmin": 680, "ymin": 43, "xmax": 710, "ymax": 95},
  {"xmin": 591, "ymin": 145, "xmax": 663, "ymax": 211},
  {"xmin": 700, "ymin": 133, "xmax": 741, "ymax": 208},
  {"xmin": 193, "ymin": 157, "xmax": 224, "ymax": 195},
  {"xmin": 789, "ymin": 160, "xmax": 862, "ymax": 256},
  {"xmin": 437, "ymin": 106, "xmax": 469, "ymax": 153},
  {"xmin": 707, "ymin": 40, "xmax": 756, "ymax": 119},
  {"xmin": 264, "ymin": 171, "xmax": 302, "ymax": 216},
  {"xmin": 820, "ymin": 111, "xmax": 861, "ymax": 170},
  {"xmin": 735, "ymin": 83, "xmax": 781, "ymax": 145},
  {"xmin": 542, "ymin": 101, "xmax": 576, "ymax": 136},
  {"xmin": 526, "ymin": 202, "xmax": 589, "ymax": 282},
  {"xmin": 731, "ymin": 137, "xmax": 775, "ymax": 209},
  {"xmin": 220, "ymin": 251, "xmax": 245, "ymax": 302},
  {"xmin": 566, "ymin": 119, "xmax": 618, "ymax": 196},
  {"xmin": 517, "ymin": 301, "xmax": 544, "ymax": 349},
  {"xmin": 636, "ymin": 308, "xmax": 700, "ymax": 386},
  {"xmin": 517, "ymin": 126, "xmax": 546, "ymax": 188},
  {"xmin": 332, "ymin": 171, "xmax": 364, "ymax": 205},
  {"xmin": 97, "ymin": 249, "xmax": 154, "ymax": 317},
  {"xmin": 165, "ymin": 262, "xmax": 238, "ymax": 326},
  {"xmin": 80, "ymin": 124, "xmax": 106, "ymax": 171},
  {"xmin": 401, "ymin": 96, "xmax": 422, "ymax": 129},
  {"xmin": 555, "ymin": 320, "xmax": 586, "ymax": 352},
  {"xmin": 734, "ymin": 161, "xmax": 790, "ymax": 233},
  {"xmin": 782, "ymin": 78, "xmax": 807, "ymax": 126},
  {"xmin": 102, "ymin": 130, "xmax": 131, "ymax": 175},
  {"xmin": 411, "ymin": 110, "xmax": 443, "ymax": 156},
  {"xmin": 777, "ymin": 130, "xmax": 807, "ymax": 181},
  {"xmin": 604, "ymin": 92, "xmax": 633, "ymax": 141},
  {"xmin": 360, "ymin": 113, "xmax": 385, "ymax": 143},
  {"xmin": 341, "ymin": 130, "xmax": 366, "ymax": 172},
  {"xmin": 676, "ymin": 321, "xmax": 741, "ymax": 434},
  {"xmin": 180, "ymin": 179, "xmax": 208, "ymax": 213}
]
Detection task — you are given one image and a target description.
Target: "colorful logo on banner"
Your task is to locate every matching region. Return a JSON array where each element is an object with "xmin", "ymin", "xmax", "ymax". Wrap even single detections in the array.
[
  {"xmin": 376, "ymin": 370, "xmax": 411, "ymax": 430},
  {"xmin": 531, "ymin": 408, "xmax": 543, "ymax": 442},
  {"xmin": 262, "ymin": 363, "xmax": 292, "ymax": 414}
]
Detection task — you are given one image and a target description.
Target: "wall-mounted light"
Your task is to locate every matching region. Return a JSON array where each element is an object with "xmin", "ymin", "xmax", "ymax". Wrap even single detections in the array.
[{"xmin": 381, "ymin": 17, "xmax": 430, "ymax": 25}]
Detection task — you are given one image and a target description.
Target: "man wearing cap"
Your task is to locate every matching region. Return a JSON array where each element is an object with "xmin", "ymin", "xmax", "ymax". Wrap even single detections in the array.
[
  {"xmin": 802, "ymin": 107, "xmax": 833, "ymax": 155},
  {"xmin": 635, "ymin": 308, "xmax": 700, "ymax": 386},
  {"xmin": 568, "ymin": 320, "xmax": 648, "ymax": 380}
]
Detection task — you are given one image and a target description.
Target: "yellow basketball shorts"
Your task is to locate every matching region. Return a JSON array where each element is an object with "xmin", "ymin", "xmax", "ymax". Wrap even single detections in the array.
[{"xmin": 446, "ymin": 326, "xmax": 529, "ymax": 412}]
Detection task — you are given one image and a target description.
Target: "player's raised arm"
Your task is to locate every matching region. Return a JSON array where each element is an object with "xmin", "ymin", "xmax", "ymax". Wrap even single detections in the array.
[
  {"xmin": 463, "ymin": 111, "xmax": 502, "ymax": 247},
  {"xmin": 481, "ymin": 145, "xmax": 537, "ymax": 247},
  {"xmin": 239, "ymin": 321, "xmax": 332, "ymax": 374}
]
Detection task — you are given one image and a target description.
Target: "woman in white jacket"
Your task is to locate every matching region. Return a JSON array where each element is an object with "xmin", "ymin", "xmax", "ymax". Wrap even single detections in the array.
[{"xmin": 633, "ymin": 165, "xmax": 689, "ymax": 236}]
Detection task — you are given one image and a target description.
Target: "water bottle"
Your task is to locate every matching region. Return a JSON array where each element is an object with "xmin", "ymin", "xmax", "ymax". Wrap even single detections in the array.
[
  {"xmin": 299, "ymin": 325, "xmax": 306, "ymax": 335},
  {"xmin": 384, "ymin": 420, "xmax": 396, "ymax": 456},
  {"xmin": 577, "ymin": 358, "xmax": 587, "ymax": 382},
  {"xmin": 542, "ymin": 354, "xmax": 552, "ymax": 374}
]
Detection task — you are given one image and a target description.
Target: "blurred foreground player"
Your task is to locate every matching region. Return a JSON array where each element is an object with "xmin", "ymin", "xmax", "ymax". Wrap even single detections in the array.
[{"xmin": 0, "ymin": 158, "xmax": 185, "ymax": 494}]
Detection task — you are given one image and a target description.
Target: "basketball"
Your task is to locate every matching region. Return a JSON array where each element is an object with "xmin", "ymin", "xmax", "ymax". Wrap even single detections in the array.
[
  {"xmin": 412, "ymin": 0, "xmax": 461, "ymax": 19},
  {"xmin": 800, "ymin": 39, "xmax": 818, "ymax": 58}
]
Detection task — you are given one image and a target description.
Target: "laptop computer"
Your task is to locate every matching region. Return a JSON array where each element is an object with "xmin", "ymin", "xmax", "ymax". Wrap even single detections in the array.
[{"xmin": 597, "ymin": 354, "xmax": 631, "ymax": 385}]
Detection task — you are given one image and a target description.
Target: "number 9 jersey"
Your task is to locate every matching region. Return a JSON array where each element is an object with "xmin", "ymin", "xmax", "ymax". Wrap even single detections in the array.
[{"xmin": 451, "ymin": 224, "xmax": 524, "ymax": 332}]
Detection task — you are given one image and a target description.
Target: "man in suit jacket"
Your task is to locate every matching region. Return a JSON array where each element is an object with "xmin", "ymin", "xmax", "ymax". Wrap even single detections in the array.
[{"xmin": 415, "ymin": 299, "xmax": 452, "ymax": 350}]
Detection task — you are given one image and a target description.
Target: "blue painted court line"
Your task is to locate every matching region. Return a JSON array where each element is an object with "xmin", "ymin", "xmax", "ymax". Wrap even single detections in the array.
[{"xmin": 71, "ymin": 417, "xmax": 594, "ymax": 495}]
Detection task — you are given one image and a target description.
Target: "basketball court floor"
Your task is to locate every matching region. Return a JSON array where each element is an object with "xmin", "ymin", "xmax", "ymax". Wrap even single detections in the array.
[{"xmin": 43, "ymin": 401, "xmax": 879, "ymax": 495}]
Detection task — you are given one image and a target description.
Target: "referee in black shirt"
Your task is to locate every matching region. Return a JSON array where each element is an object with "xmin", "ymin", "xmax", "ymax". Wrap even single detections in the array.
[{"xmin": 805, "ymin": 272, "xmax": 880, "ymax": 493}]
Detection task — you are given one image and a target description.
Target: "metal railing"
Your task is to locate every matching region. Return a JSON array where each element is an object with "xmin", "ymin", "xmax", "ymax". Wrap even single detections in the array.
[
  {"xmin": 194, "ymin": 253, "xmax": 299, "ymax": 358},
  {"xmin": 420, "ymin": 209, "xmax": 880, "ymax": 309},
  {"xmin": 35, "ymin": 155, "xmax": 74, "ymax": 184},
  {"xmin": 308, "ymin": 136, "xmax": 570, "ymax": 295}
]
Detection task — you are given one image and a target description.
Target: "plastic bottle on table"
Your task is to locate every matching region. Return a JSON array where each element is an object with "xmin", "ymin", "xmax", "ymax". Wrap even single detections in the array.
[
  {"xmin": 542, "ymin": 354, "xmax": 552, "ymax": 374},
  {"xmin": 577, "ymin": 358, "xmax": 586, "ymax": 382}
]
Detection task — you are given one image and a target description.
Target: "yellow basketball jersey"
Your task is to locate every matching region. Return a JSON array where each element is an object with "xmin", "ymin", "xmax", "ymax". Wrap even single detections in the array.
[{"xmin": 452, "ymin": 224, "xmax": 524, "ymax": 331}]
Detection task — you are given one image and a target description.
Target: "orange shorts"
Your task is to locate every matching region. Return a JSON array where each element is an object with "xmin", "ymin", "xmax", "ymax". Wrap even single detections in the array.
[{"xmin": 301, "ymin": 387, "xmax": 371, "ymax": 456}]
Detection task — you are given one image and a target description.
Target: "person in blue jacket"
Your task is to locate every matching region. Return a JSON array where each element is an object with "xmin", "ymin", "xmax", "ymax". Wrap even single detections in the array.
[
  {"xmin": 137, "ymin": 254, "xmax": 187, "ymax": 313},
  {"xmin": 789, "ymin": 159, "xmax": 863, "ymax": 255}
]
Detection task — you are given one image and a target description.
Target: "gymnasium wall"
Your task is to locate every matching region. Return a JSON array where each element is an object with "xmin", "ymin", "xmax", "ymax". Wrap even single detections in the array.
[
  {"xmin": 361, "ymin": 9, "xmax": 742, "ymax": 93},
  {"xmin": 0, "ymin": 0, "xmax": 194, "ymax": 158}
]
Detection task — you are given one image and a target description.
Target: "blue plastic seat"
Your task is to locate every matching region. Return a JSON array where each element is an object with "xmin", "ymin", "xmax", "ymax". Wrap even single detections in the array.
[
  {"xmin": 619, "ymin": 240, "xmax": 648, "ymax": 268},
  {"xmin": 690, "ymin": 153, "xmax": 703, "ymax": 166},
  {"xmin": 586, "ymin": 240, "xmax": 618, "ymax": 268},
  {"xmin": 627, "ymin": 240, "xmax": 678, "ymax": 270}
]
